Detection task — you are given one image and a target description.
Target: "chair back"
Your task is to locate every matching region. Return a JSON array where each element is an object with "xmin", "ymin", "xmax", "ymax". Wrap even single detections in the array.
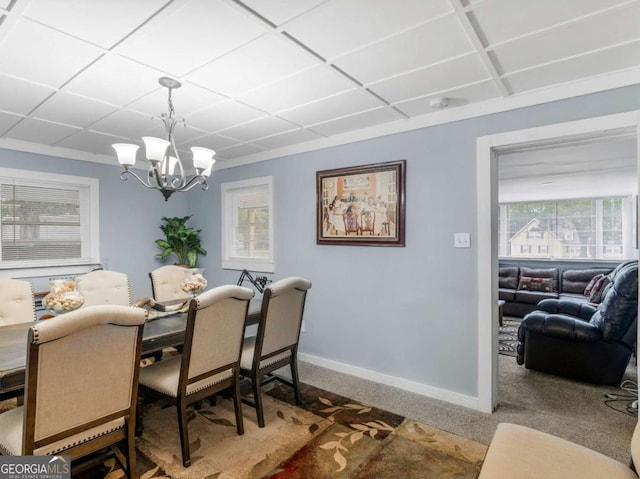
[
  {"xmin": 23, "ymin": 305, "xmax": 146, "ymax": 455},
  {"xmin": 76, "ymin": 270, "xmax": 131, "ymax": 307},
  {"xmin": 181, "ymin": 285, "xmax": 254, "ymax": 393},
  {"xmin": 257, "ymin": 277, "xmax": 312, "ymax": 360},
  {"xmin": 590, "ymin": 260, "xmax": 638, "ymax": 343},
  {"xmin": 149, "ymin": 265, "xmax": 191, "ymax": 302},
  {"xmin": 0, "ymin": 278, "xmax": 36, "ymax": 326}
]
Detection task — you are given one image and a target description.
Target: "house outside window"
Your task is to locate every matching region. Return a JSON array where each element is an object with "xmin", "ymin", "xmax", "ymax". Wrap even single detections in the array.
[
  {"xmin": 0, "ymin": 168, "xmax": 99, "ymax": 275},
  {"xmin": 499, "ymin": 197, "xmax": 630, "ymax": 260},
  {"xmin": 221, "ymin": 176, "xmax": 274, "ymax": 273}
]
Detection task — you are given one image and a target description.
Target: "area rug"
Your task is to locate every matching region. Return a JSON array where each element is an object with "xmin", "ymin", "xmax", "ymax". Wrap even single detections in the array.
[
  {"xmin": 0, "ymin": 383, "xmax": 487, "ymax": 479},
  {"xmin": 499, "ymin": 317, "xmax": 521, "ymax": 357}
]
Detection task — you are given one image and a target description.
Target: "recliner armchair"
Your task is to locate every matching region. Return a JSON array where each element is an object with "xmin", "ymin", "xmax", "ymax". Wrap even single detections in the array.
[{"xmin": 516, "ymin": 260, "xmax": 637, "ymax": 385}]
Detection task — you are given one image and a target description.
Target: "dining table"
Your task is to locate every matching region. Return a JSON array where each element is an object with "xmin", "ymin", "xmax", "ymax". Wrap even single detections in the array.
[{"xmin": 0, "ymin": 297, "xmax": 263, "ymax": 400}]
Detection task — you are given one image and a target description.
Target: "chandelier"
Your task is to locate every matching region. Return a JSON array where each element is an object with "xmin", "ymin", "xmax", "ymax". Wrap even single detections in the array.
[{"xmin": 112, "ymin": 77, "xmax": 216, "ymax": 201}]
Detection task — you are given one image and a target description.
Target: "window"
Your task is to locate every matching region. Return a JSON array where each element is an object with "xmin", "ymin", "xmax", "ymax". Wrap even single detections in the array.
[
  {"xmin": 498, "ymin": 197, "xmax": 631, "ymax": 260},
  {"xmin": 0, "ymin": 168, "xmax": 99, "ymax": 273},
  {"xmin": 221, "ymin": 176, "xmax": 274, "ymax": 272}
]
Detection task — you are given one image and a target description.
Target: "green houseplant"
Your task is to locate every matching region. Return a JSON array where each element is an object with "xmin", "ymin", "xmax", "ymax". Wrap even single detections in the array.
[{"xmin": 155, "ymin": 215, "xmax": 207, "ymax": 267}]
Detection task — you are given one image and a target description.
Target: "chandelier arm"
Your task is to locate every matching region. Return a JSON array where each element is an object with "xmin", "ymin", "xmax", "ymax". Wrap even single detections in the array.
[
  {"xmin": 121, "ymin": 168, "xmax": 158, "ymax": 190},
  {"xmin": 179, "ymin": 174, "xmax": 209, "ymax": 192}
]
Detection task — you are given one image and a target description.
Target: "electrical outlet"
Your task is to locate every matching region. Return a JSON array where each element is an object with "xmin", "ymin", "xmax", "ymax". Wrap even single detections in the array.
[{"xmin": 454, "ymin": 233, "xmax": 471, "ymax": 248}]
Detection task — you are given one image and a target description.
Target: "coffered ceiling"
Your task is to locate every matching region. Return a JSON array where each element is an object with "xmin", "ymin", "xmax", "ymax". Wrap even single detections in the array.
[{"xmin": 0, "ymin": 0, "xmax": 639, "ymax": 170}]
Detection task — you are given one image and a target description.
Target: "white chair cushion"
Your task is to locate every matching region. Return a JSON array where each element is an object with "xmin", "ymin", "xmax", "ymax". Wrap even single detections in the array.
[
  {"xmin": 478, "ymin": 423, "xmax": 638, "ymax": 479},
  {"xmin": 0, "ymin": 406, "xmax": 125, "ymax": 456},
  {"xmin": 139, "ymin": 356, "xmax": 233, "ymax": 397},
  {"xmin": 240, "ymin": 336, "xmax": 291, "ymax": 371}
]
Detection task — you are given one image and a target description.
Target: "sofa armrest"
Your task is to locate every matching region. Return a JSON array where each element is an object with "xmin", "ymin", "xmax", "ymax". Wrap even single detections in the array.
[
  {"xmin": 536, "ymin": 298, "xmax": 597, "ymax": 320},
  {"xmin": 519, "ymin": 312, "xmax": 603, "ymax": 342}
]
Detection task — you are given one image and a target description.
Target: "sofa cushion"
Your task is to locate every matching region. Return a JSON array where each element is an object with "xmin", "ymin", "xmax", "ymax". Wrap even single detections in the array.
[
  {"xmin": 499, "ymin": 288, "xmax": 516, "ymax": 302},
  {"xmin": 499, "ymin": 267, "xmax": 519, "ymax": 290},
  {"xmin": 561, "ymin": 268, "xmax": 613, "ymax": 295},
  {"xmin": 515, "ymin": 290, "xmax": 558, "ymax": 305}
]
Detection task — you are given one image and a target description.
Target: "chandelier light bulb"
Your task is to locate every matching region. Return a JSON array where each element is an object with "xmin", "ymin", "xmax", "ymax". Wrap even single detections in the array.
[
  {"xmin": 191, "ymin": 146, "xmax": 215, "ymax": 171},
  {"xmin": 142, "ymin": 136, "xmax": 170, "ymax": 163},
  {"xmin": 112, "ymin": 143, "xmax": 139, "ymax": 166}
]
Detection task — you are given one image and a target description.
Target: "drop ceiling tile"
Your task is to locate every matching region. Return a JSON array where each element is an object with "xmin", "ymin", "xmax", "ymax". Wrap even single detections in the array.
[
  {"xmin": 469, "ymin": 0, "xmax": 630, "ymax": 46},
  {"xmin": 5, "ymin": 118, "xmax": 80, "ymax": 145},
  {"xmin": 238, "ymin": 65, "xmax": 354, "ymax": 113},
  {"xmin": 0, "ymin": 18, "xmax": 103, "ymax": 87},
  {"xmin": 31, "ymin": 92, "xmax": 118, "ymax": 128},
  {"xmin": 126, "ymin": 81, "xmax": 226, "ymax": 117},
  {"xmin": 171, "ymin": 125, "xmax": 211, "ymax": 145},
  {"xmin": 241, "ymin": 0, "xmax": 327, "ymax": 26},
  {"xmin": 185, "ymin": 134, "xmax": 239, "ymax": 151},
  {"xmin": 504, "ymin": 41, "xmax": 640, "ymax": 93},
  {"xmin": 64, "ymin": 54, "xmax": 164, "ymax": 105},
  {"xmin": 252, "ymin": 128, "xmax": 324, "ymax": 149},
  {"xmin": 0, "ymin": 75, "xmax": 55, "ymax": 115},
  {"xmin": 58, "ymin": 130, "xmax": 132, "ymax": 157},
  {"xmin": 89, "ymin": 109, "xmax": 165, "ymax": 140},
  {"xmin": 186, "ymin": 101, "xmax": 265, "ymax": 132},
  {"xmin": 116, "ymin": 0, "xmax": 268, "ymax": 77},
  {"xmin": 0, "ymin": 0, "xmax": 12, "ymax": 9},
  {"xmin": 0, "ymin": 112, "xmax": 23, "ymax": 135},
  {"xmin": 309, "ymin": 107, "xmax": 400, "ymax": 137},
  {"xmin": 491, "ymin": 2, "xmax": 640, "ymax": 75},
  {"xmin": 277, "ymin": 89, "xmax": 382, "ymax": 126},
  {"xmin": 285, "ymin": 0, "xmax": 453, "ymax": 59},
  {"xmin": 368, "ymin": 54, "xmax": 490, "ymax": 103},
  {"xmin": 23, "ymin": 0, "xmax": 170, "ymax": 49},
  {"xmin": 185, "ymin": 33, "xmax": 320, "ymax": 97},
  {"xmin": 217, "ymin": 143, "xmax": 266, "ymax": 159},
  {"xmin": 393, "ymin": 80, "xmax": 503, "ymax": 117},
  {"xmin": 217, "ymin": 116, "xmax": 299, "ymax": 142},
  {"xmin": 334, "ymin": 15, "xmax": 473, "ymax": 84}
]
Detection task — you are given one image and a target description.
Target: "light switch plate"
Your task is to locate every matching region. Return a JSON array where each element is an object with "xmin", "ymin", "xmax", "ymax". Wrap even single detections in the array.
[{"xmin": 454, "ymin": 233, "xmax": 471, "ymax": 248}]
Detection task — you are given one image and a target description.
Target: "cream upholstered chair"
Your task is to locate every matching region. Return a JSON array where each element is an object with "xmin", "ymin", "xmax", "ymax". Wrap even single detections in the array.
[
  {"xmin": 138, "ymin": 284, "xmax": 254, "ymax": 467},
  {"xmin": 0, "ymin": 278, "xmax": 36, "ymax": 327},
  {"xmin": 76, "ymin": 269, "xmax": 131, "ymax": 307},
  {"xmin": 149, "ymin": 265, "xmax": 191, "ymax": 303},
  {"xmin": 240, "ymin": 276, "xmax": 311, "ymax": 428},
  {"xmin": 0, "ymin": 305, "xmax": 146, "ymax": 478}
]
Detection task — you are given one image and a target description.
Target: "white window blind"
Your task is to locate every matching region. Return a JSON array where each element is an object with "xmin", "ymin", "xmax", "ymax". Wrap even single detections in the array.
[
  {"xmin": 0, "ymin": 168, "xmax": 99, "ymax": 270},
  {"xmin": 222, "ymin": 176, "xmax": 274, "ymax": 272}
]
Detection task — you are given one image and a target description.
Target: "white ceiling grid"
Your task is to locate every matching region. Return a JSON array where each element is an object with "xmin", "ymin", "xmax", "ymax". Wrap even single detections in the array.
[{"xmin": 0, "ymin": 0, "xmax": 637, "ymax": 167}]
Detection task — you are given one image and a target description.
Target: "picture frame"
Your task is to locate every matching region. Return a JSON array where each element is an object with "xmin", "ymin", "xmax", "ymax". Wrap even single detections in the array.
[{"xmin": 316, "ymin": 160, "xmax": 406, "ymax": 246}]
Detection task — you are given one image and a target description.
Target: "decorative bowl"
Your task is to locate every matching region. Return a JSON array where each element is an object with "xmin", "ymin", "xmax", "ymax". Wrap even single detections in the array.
[
  {"xmin": 43, "ymin": 278, "xmax": 84, "ymax": 315},
  {"xmin": 181, "ymin": 268, "xmax": 207, "ymax": 297}
]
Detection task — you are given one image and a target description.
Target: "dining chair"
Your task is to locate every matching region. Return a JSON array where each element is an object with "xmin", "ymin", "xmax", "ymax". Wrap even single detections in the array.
[
  {"xmin": 138, "ymin": 284, "xmax": 254, "ymax": 467},
  {"xmin": 76, "ymin": 269, "xmax": 131, "ymax": 307},
  {"xmin": 0, "ymin": 305, "xmax": 146, "ymax": 478},
  {"xmin": 0, "ymin": 278, "xmax": 36, "ymax": 327},
  {"xmin": 149, "ymin": 265, "xmax": 191, "ymax": 303},
  {"xmin": 240, "ymin": 276, "xmax": 312, "ymax": 428}
]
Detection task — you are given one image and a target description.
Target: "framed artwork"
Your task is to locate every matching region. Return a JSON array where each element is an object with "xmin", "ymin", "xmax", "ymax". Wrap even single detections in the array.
[{"xmin": 316, "ymin": 160, "xmax": 406, "ymax": 246}]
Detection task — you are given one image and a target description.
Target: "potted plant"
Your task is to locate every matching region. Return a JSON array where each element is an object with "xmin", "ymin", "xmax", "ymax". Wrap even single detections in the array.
[{"xmin": 155, "ymin": 215, "xmax": 207, "ymax": 267}]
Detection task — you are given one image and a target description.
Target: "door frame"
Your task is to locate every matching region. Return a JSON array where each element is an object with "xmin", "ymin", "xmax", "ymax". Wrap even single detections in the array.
[{"xmin": 476, "ymin": 110, "xmax": 640, "ymax": 413}]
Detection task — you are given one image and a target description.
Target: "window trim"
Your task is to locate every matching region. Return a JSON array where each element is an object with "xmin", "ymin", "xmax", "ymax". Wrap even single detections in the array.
[
  {"xmin": 221, "ymin": 176, "xmax": 274, "ymax": 273},
  {"xmin": 0, "ymin": 168, "xmax": 100, "ymax": 276}
]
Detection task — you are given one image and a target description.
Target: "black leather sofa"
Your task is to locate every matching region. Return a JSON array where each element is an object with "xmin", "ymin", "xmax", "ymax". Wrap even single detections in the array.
[
  {"xmin": 515, "ymin": 260, "xmax": 638, "ymax": 385},
  {"xmin": 499, "ymin": 266, "xmax": 614, "ymax": 317}
]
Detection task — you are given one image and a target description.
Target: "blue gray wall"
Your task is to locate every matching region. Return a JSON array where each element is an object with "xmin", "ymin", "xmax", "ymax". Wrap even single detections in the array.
[{"xmin": 2, "ymin": 84, "xmax": 639, "ymax": 399}]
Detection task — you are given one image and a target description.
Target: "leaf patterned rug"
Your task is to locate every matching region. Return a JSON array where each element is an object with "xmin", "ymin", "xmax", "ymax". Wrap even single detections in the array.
[{"xmin": 0, "ymin": 382, "xmax": 487, "ymax": 478}]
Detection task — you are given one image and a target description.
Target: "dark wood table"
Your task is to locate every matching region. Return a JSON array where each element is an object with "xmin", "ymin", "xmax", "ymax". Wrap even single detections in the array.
[{"xmin": 0, "ymin": 298, "xmax": 262, "ymax": 400}]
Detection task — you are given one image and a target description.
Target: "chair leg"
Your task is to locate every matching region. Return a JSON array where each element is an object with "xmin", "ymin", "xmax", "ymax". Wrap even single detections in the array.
[
  {"xmin": 290, "ymin": 358, "xmax": 302, "ymax": 406},
  {"xmin": 177, "ymin": 399, "xmax": 191, "ymax": 467},
  {"xmin": 252, "ymin": 373, "xmax": 265, "ymax": 428},
  {"xmin": 125, "ymin": 419, "xmax": 137, "ymax": 479},
  {"xmin": 233, "ymin": 375, "xmax": 245, "ymax": 435}
]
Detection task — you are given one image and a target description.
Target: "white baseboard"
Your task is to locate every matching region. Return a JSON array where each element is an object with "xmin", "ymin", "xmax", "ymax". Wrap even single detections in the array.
[{"xmin": 298, "ymin": 352, "xmax": 481, "ymax": 411}]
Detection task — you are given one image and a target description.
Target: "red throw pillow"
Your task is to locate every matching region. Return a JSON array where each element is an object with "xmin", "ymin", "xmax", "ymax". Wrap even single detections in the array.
[
  {"xmin": 589, "ymin": 275, "xmax": 611, "ymax": 303},
  {"xmin": 584, "ymin": 273, "xmax": 604, "ymax": 296}
]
